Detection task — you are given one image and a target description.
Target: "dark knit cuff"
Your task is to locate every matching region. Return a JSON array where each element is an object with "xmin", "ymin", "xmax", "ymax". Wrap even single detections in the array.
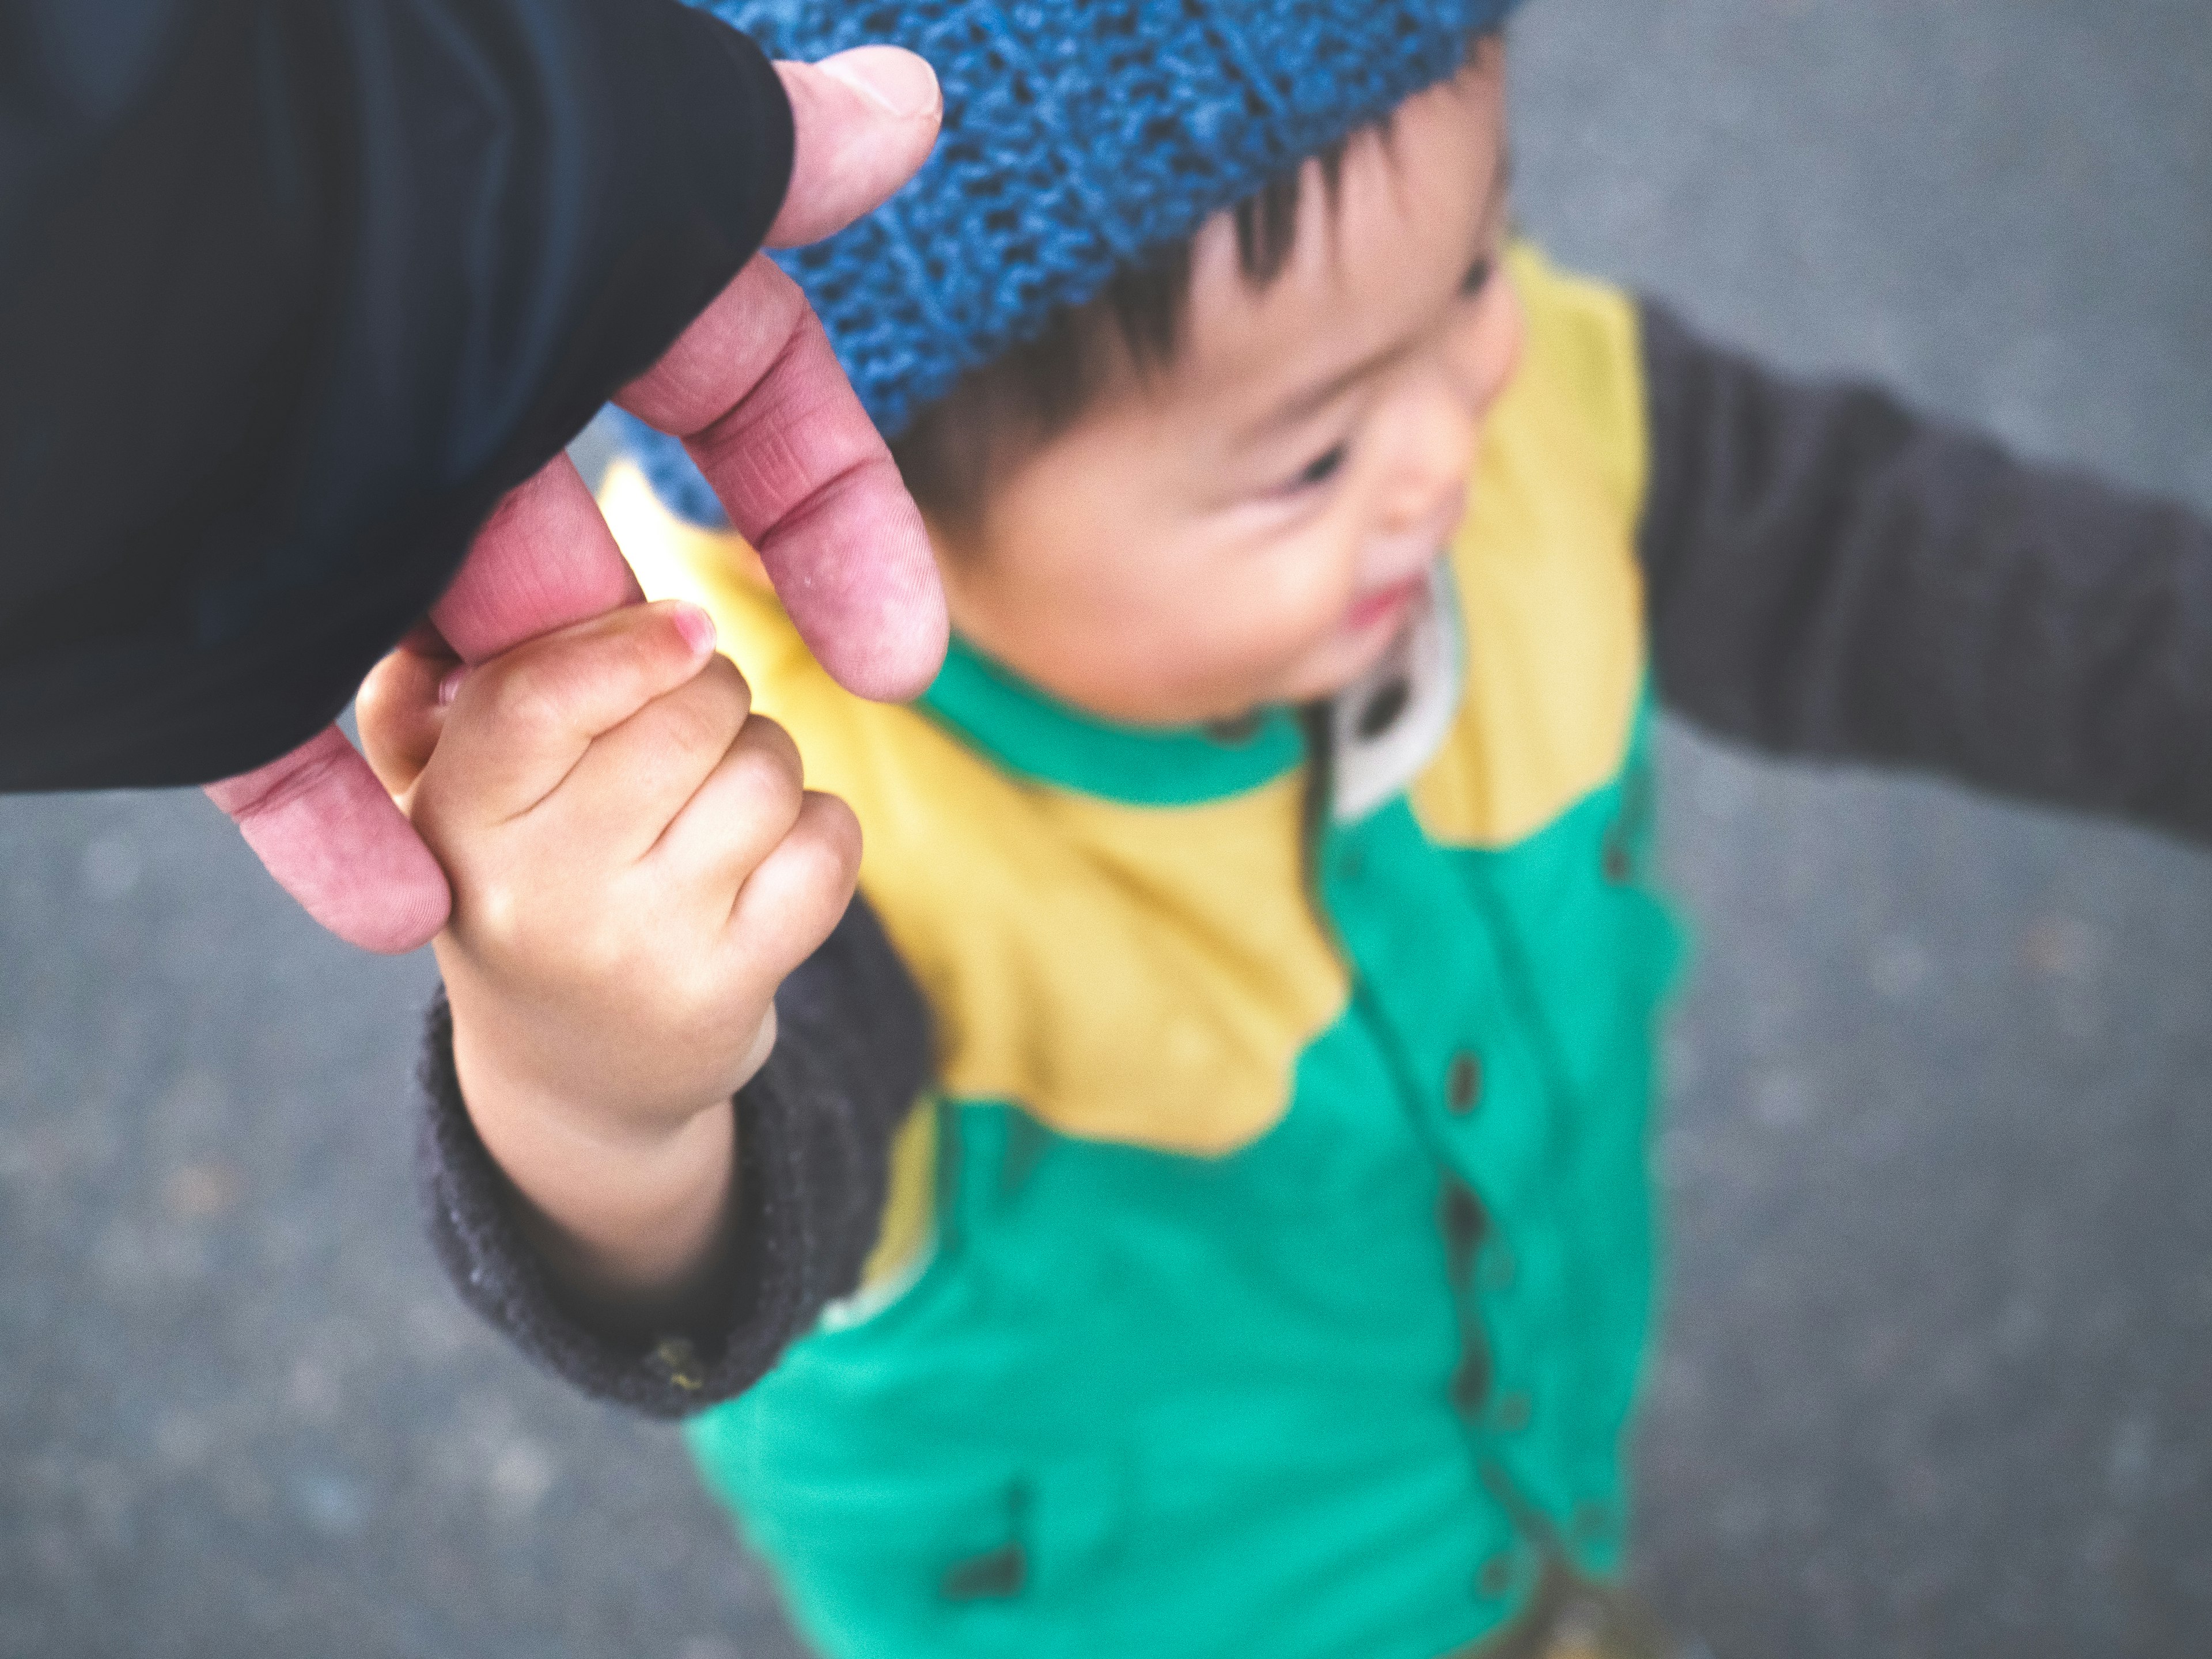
[
  {"xmin": 415, "ymin": 898, "xmax": 930, "ymax": 1417},
  {"xmin": 415, "ymin": 1022, "xmax": 868, "ymax": 1418}
]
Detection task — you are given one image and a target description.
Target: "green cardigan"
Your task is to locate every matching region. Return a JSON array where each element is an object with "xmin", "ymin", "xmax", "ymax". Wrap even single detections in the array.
[
  {"xmin": 415, "ymin": 240, "xmax": 2212, "ymax": 1658},
  {"xmin": 654, "ymin": 250, "xmax": 1681, "ymax": 1657}
]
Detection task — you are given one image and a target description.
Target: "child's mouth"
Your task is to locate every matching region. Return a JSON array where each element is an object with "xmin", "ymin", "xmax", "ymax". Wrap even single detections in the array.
[{"xmin": 1343, "ymin": 574, "xmax": 1426, "ymax": 635}]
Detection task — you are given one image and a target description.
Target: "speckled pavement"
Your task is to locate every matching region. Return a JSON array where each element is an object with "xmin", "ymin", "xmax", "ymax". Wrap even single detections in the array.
[{"xmin": 3, "ymin": 2, "xmax": 2208, "ymax": 1654}]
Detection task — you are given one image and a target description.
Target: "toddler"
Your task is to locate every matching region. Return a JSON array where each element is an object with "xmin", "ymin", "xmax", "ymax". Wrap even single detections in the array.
[{"xmin": 369, "ymin": 2, "xmax": 2212, "ymax": 1655}]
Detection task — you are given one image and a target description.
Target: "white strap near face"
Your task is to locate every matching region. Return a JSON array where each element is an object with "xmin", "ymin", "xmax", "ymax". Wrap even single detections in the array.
[{"xmin": 1328, "ymin": 555, "xmax": 1464, "ymax": 825}]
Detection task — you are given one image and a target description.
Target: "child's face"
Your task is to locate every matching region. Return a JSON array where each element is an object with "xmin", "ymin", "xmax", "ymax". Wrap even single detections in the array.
[{"xmin": 931, "ymin": 42, "xmax": 1519, "ymax": 725}]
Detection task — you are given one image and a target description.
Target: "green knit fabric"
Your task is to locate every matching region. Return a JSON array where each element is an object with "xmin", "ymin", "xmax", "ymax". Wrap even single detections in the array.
[{"xmin": 685, "ymin": 701, "xmax": 1679, "ymax": 1658}]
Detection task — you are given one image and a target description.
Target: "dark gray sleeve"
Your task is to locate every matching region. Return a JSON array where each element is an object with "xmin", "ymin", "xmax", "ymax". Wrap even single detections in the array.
[
  {"xmin": 1637, "ymin": 298, "xmax": 2212, "ymax": 839},
  {"xmin": 416, "ymin": 896, "xmax": 931, "ymax": 1419}
]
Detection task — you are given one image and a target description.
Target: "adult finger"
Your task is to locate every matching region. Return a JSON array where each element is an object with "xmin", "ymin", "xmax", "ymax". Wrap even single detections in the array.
[
  {"xmin": 213, "ymin": 36, "xmax": 942, "ymax": 950},
  {"xmin": 431, "ymin": 453, "xmax": 643, "ymax": 666},
  {"xmin": 619, "ymin": 260, "xmax": 946, "ymax": 703},
  {"xmin": 418, "ymin": 601, "xmax": 719, "ymax": 831},
  {"xmin": 767, "ymin": 48, "xmax": 942, "ymax": 247},
  {"xmin": 207, "ymin": 456, "xmax": 646, "ymax": 955},
  {"xmin": 749, "ymin": 47, "xmax": 946, "ymax": 697},
  {"xmin": 204, "ymin": 454, "xmax": 644, "ymax": 954},
  {"xmin": 204, "ymin": 730, "xmax": 453, "ymax": 955}
]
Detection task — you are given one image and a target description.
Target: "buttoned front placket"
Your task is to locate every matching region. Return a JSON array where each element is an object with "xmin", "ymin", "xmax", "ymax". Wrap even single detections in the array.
[
  {"xmin": 1317, "ymin": 802, "xmax": 1568, "ymax": 1612},
  {"xmin": 1308, "ymin": 560, "xmax": 1577, "ymax": 1614}
]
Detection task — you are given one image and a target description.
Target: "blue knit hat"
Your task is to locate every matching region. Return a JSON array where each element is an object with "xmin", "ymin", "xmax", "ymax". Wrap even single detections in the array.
[{"xmin": 624, "ymin": 0, "xmax": 1520, "ymax": 526}]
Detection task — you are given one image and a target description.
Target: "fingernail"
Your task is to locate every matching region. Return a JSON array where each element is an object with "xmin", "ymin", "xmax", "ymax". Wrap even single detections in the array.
[
  {"xmin": 437, "ymin": 665, "xmax": 468, "ymax": 706},
  {"xmin": 820, "ymin": 46, "xmax": 940, "ymax": 120},
  {"xmin": 672, "ymin": 602, "xmax": 718, "ymax": 657}
]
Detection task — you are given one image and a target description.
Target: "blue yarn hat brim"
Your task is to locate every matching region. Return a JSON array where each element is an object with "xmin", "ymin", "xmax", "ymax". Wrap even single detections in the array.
[{"xmin": 631, "ymin": 0, "xmax": 1522, "ymax": 527}]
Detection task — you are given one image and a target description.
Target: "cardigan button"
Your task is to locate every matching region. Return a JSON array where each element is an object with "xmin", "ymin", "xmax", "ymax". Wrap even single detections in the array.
[
  {"xmin": 1440, "ymin": 1180, "xmax": 1488, "ymax": 1272},
  {"xmin": 1446, "ymin": 1050, "xmax": 1483, "ymax": 1115},
  {"xmin": 1450, "ymin": 1345, "xmax": 1493, "ymax": 1418},
  {"xmin": 1495, "ymin": 1390, "xmax": 1532, "ymax": 1433},
  {"xmin": 1475, "ymin": 1551, "xmax": 1518, "ymax": 1599},
  {"xmin": 941, "ymin": 1542, "xmax": 1027, "ymax": 1601},
  {"xmin": 1603, "ymin": 834, "xmax": 1633, "ymax": 883}
]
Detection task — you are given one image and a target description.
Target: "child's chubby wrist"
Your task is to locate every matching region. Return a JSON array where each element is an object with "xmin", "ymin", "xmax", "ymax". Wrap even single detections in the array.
[
  {"xmin": 440, "ymin": 960, "xmax": 773, "ymax": 1307},
  {"xmin": 440, "ymin": 944, "xmax": 774, "ymax": 1149}
]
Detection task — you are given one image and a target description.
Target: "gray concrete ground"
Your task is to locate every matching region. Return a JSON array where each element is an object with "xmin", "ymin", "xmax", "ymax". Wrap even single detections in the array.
[{"xmin": 4, "ymin": 1, "xmax": 2209, "ymax": 1654}]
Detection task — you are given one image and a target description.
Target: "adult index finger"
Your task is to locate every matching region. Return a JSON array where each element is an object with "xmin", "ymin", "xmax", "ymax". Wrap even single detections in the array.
[{"xmin": 431, "ymin": 454, "xmax": 645, "ymax": 666}]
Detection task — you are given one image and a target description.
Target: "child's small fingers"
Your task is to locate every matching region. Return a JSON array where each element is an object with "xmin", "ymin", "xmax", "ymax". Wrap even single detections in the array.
[
  {"xmin": 419, "ymin": 600, "xmax": 718, "ymax": 828},
  {"xmin": 357, "ymin": 645, "xmax": 455, "ymax": 797},
  {"xmin": 649, "ymin": 711, "xmax": 808, "ymax": 891},
  {"xmin": 718, "ymin": 790, "xmax": 862, "ymax": 981},
  {"xmin": 552, "ymin": 653, "xmax": 757, "ymax": 860}
]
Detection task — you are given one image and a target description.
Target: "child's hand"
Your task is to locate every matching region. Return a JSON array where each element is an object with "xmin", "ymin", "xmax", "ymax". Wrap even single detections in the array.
[{"xmin": 357, "ymin": 599, "xmax": 860, "ymax": 1308}]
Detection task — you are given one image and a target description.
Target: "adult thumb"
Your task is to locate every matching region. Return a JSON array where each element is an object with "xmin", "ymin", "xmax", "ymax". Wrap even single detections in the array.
[{"xmin": 203, "ymin": 728, "xmax": 452, "ymax": 955}]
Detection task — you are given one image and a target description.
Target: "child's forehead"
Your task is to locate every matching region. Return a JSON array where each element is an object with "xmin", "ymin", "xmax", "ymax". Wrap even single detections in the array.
[{"xmin": 1138, "ymin": 65, "xmax": 1509, "ymax": 431}]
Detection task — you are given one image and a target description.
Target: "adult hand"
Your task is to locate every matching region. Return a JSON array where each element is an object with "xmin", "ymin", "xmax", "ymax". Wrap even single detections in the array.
[{"xmin": 204, "ymin": 46, "xmax": 947, "ymax": 955}]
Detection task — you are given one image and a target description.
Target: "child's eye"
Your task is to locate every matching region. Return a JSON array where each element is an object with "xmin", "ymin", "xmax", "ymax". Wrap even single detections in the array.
[
  {"xmin": 1459, "ymin": 256, "xmax": 1495, "ymax": 298},
  {"xmin": 1289, "ymin": 444, "xmax": 1347, "ymax": 491}
]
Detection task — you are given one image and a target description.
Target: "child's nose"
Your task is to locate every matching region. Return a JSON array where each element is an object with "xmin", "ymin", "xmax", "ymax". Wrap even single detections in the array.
[{"xmin": 1378, "ymin": 375, "xmax": 1480, "ymax": 533}]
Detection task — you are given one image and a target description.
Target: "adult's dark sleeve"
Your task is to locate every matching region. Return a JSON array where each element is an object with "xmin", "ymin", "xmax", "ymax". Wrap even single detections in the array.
[
  {"xmin": 1637, "ymin": 298, "xmax": 2212, "ymax": 841},
  {"xmin": 0, "ymin": 0, "xmax": 791, "ymax": 790},
  {"xmin": 418, "ymin": 895, "xmax": 933, "ymax": 1418}
]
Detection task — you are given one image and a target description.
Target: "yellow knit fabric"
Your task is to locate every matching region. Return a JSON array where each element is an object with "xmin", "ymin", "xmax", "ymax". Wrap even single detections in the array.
[{"xmin": 601, "ymin": 245, "xmax": 1649, "ymax": 1281}]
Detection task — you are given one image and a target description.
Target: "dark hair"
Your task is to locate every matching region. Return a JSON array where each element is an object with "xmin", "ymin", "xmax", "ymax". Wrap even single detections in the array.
[
  {"xmin": 891, "ymin": 28, "xmax": 1505, "ymax": 532},
  {"xmin": 888, "ymin": 130, "xmax": 1365, "ymax": 531}
]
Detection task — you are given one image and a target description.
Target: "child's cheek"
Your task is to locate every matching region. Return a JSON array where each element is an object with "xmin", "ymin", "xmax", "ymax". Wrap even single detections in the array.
[{"xmin": 1469, "ymin": 277, "xmax": 1527, "ymax": 411}]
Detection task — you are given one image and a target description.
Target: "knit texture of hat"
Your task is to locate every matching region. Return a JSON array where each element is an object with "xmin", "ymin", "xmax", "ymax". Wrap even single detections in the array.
[{"xmin": 624, "ymin": 0, "xmax": 1521, "ymax": 527}]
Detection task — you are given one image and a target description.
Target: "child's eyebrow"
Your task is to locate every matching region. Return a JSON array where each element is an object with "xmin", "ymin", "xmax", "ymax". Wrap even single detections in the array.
[{"xmin": 1240, "ymin": 146, "xmax": 1514, "ymax": 444}]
